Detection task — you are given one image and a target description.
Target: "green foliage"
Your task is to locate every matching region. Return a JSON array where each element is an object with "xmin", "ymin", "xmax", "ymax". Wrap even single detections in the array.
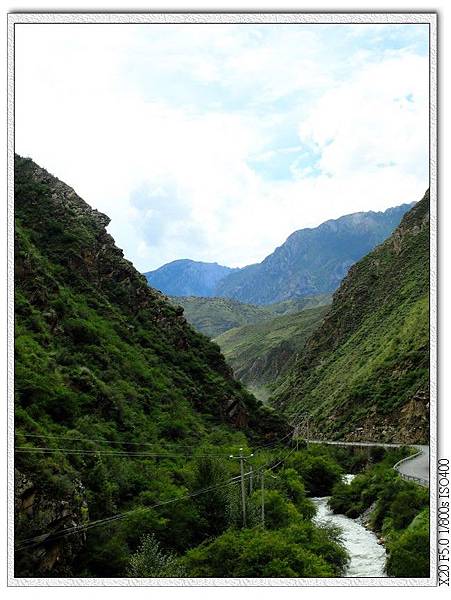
[
  {"xmin": 172, "ymin": 294, "xmax": 332, "ymax": 339},
  {"xmin": 183, "ymin": 523, "xmax": 349, "ymax": 577},
  {"xmin": 127, "ymin": 534, "xmax": 188, "ymax": 578},
  {"xmin": 189, "ymin": 457, "xmax": 231, "ymax": 541},
  {"xmin": 386, "ymin": 509, "xmax": 430, "ymax": 578},
  {"xmin": 13, "ymin": 156, "xmax": 288, "ymax": 577},
  {"xmin": 285, "ymin": 447, "xmax": 343, "ymax": 496}
]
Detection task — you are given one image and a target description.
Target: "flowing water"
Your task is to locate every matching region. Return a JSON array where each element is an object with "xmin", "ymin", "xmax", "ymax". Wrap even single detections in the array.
[{"xmin": 312, "ymin": 475, "xmax": 387, "ymax": 577}]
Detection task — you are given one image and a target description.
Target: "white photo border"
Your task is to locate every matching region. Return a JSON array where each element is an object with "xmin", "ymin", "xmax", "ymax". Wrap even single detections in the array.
[{"xmin": 7, "ymin": 10, "xmax": 438, "ymax": 587}]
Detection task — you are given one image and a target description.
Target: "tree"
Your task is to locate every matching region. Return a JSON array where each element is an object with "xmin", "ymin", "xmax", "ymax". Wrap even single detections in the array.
[
  {"xmin": 190, "ymin": 456, "xmax": 230, "ymax": 539},
  {"xmin": 127, "ymin": 534, "xmax": 187, "ymax": 578}
]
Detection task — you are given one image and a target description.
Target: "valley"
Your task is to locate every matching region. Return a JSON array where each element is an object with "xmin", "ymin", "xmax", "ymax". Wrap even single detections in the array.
[
  {"xmin": 14, "ymin": 156, "xmax": 430, "ymax": 580},
  {"xmin": 214, "ymin": 305, "xmax": 330, "ymax": 402}
]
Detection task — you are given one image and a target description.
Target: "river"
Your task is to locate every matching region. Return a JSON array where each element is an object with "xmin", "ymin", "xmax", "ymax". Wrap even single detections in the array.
[{"xmin": 312, "ymin": 475, "xmax": 387, "ymax": 577}]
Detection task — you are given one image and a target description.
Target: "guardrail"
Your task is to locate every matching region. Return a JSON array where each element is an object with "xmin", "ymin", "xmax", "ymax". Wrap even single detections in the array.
[
  {"xmin": 398, "ymin": 473, "xmax": 429, "ymax": 487},
  {"xmin": 393, "ymin": 448, "xmax": 429, "ymax": 487}
]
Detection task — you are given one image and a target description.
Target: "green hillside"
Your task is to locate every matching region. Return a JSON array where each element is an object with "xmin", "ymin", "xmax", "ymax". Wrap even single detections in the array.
[
  {"xmin": 272, "ymin": 191, "xmax": 430, "ymax": 443},
  {"xmin": 13, "ymin": 156, "xmax": 288, "ymax": 577},
  {"xmin": 170, "ymin": 294, "xmax": 331, "ymax": 338},
  {"xmin": 215, "ymin": 306, "xmax": 330, "ymax": 402}
]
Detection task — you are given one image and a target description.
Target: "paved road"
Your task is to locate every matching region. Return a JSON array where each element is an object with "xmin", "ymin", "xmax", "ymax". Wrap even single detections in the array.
[
  {"xmin": 307, "ymin": 439, "xmax": 429, "ymax": 487},
  {"xmin": 394, "ymin": 445, "xmax": 429, "ymax": 486}
]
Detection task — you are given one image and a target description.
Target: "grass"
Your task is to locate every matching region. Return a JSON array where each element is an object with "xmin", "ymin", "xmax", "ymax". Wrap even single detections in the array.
[
  {"xmin": 214, "ymin": 305, "xmax": 329, "ymax": 401},
  {"xmin": 170, "ymin": 294, "xmax": 331, "ymax": 338}
]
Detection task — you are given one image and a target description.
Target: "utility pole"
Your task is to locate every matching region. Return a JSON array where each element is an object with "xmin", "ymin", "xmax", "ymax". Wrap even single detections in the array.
[
  {"xmin": 294, "ymin": 424, "xmax": 299, "ymax": 451},
  {"xmin": 249, "ymin": 464, "xmax": 254, "ymax": 495},
  {"xmin": 229, "ymin": 448, "xmax": 254, "ymax": 529},
  {"xmin": 239, "ymin": 449, "xmax": 247, "ymax": 528}
]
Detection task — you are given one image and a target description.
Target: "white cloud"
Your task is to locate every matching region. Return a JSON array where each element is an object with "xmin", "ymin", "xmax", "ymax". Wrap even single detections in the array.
[{"xmin": 15, "ymin": 24, "xmax": 429, "ymax": 271}]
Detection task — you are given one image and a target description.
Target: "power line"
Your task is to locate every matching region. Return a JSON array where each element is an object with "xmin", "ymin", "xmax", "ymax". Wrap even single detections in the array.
[
  {"xmin": 19, "ymin": 432, "xmax": 214, "ymax": 450},
  {"xmin": 15, "ymin": 472, "xmax": 246, "ymax": 552},
  {"xmin": 15, "ymin": 447, "xmax": 229, "ymax": 458},
  {"xmin": 251, "ymin": 430, "xmax": 294, "ymax": 451},
  {"xmin": 19, "ymin": 430, "xmax": 295, "ymax": 453}
]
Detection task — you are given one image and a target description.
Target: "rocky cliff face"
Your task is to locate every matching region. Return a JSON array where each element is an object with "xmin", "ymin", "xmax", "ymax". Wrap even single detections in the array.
[
  {"xmin": 15, "ymin": 470, "xmax": 88, "ymax": 576},
  {"xmin": 272, "ymin": 191, "xmax": 430, "ymax": 443}
]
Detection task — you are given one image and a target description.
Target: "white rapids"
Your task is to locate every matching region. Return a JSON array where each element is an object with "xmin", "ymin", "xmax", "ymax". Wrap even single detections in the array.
[{"xmin": 312, "ymin": 475, "xmax": 387, "ymax": 577}]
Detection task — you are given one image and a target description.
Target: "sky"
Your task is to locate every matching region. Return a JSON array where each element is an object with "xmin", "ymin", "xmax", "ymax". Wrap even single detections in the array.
[{"xmin": 15, "ymin": 23, "xmax": 429, "ymax": 271}]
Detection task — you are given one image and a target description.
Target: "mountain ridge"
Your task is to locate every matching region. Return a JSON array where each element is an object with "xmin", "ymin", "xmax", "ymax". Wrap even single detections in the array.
[
  {"xmin": 145, "ymin": 203, "xmax": 415, "ymax": 305},
  {"xmin": 215, "ymin": 202, "xmax": 415, "ymax": 305},
  {"xmin": 214, "ymin": 304, "xmax": 330, "ymax": 403},
  {"xmin": 170, "ymin": 293, "xmax": 332, "ymax": 338},
  {"xmin": 14, "ymin": 155, "xmax": 285, "ymax": 577},
  {"xmin": 144, "ymin": 259, "xmax": 238, "ymax": 297}
]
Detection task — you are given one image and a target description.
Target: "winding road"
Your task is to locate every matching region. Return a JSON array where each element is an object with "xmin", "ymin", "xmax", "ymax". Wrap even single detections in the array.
[{"xmin": 393, "ymin": 445, "xmax": 429, "ymax": 487}]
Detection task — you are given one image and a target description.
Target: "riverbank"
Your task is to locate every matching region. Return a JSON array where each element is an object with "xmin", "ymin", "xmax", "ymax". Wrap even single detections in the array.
[
  {"xmin": 312, "ymin": 475, "xmax": 387, "ymax": 577},
  {"xmin": 327, "ymin": 452, "xmax": 429, "ymax": 577}
]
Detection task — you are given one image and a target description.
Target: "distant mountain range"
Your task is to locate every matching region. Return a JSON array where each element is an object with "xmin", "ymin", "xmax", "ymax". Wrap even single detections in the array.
[
  {"xmin": 144, "ymin": 203, "xmax": 414, "ymax": 305},
  {"xmin": 144, "ymin": 259, "xmax": 238, "ymax": 297}
]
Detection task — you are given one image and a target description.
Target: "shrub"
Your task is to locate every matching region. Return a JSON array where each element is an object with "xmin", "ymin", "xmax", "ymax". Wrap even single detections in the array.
[{"xmin": 127, "ymin": 534, "xmax": 187, "ymax": 578}]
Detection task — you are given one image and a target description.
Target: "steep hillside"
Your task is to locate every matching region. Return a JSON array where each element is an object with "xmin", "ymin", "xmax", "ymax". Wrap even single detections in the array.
[
  {"xmin": 215, "ymin": 204, "xmax": 414, "ymax": 305},
  {"xmin": 144, "ymin": 259, "xmax": 237, "ymax": 297},
  {"xmin": 14, "ymin": 156, "xmax": 285, "ymax": 577},
  {"xmin": 272, "ymin": 191, "xmax": 430, "ymax": 443},
  {"xmin": 170, "ymin": 294, "xmax": 331, "ymax": 338},
  {"xmin": 215, "ymin": 305, "xmax": 330, "ymax": 402}
]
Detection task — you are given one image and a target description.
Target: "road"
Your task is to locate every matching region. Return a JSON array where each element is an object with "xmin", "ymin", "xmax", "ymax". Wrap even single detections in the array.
[
  {"xmin": 394, "ymin": 445, "xmax": 429, "ymax": 487},
  {"xmin": 307, "ymin": 439, "xmax": 429, "ymax": 487}
]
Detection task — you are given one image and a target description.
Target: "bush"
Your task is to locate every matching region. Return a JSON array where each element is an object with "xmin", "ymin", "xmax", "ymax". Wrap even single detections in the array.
[
  {"xmin": 287, "ymin": 451, "xmax": 343, "ymax": 496},
  {"xmin": 183, "ymin": 525, "xmax": 346, "ymax": 577},
  {"xmin": 386, "ymin": 509, "xmax": 429, "ymax": 577}
]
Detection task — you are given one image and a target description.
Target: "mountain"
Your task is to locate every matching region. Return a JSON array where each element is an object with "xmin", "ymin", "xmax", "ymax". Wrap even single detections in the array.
[
  {"xmin": 14, "ymin": 156, "xmax": 286, "ymax": 577},
  {"xmin": 272, "ymin": 191, "xmax": 430, "ymax": 443},
  {"xmin": 214, "ymin": 305, "xmax": 330, "ymax": 403},
  {"xmin": 170, "ymin": 294, "xmax": 332, "ymax": 338},
  {"xmin": 144, "ymin": 259, "xmax": 237, "ymax": 297},
  {"xmin": 215, "ymin": 204, "xmax": 414, "ymax": 305}
]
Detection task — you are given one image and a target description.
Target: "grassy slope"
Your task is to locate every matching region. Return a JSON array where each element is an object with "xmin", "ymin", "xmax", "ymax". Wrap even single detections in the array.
[
  {"xmin": 272, "ymin": 191, "xmax": 430, "ymax": 443},
  {"xmin": 14, "ymin": 156, "xmax": 287, "ymax": 576},
  {"xmin": 170, "ymin": 294, "xmax": 332, "ymax": 338},
  {"xmin": 215, "ymin": 305, "xmax": 330, "ymax": 402}
]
